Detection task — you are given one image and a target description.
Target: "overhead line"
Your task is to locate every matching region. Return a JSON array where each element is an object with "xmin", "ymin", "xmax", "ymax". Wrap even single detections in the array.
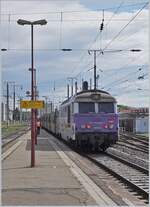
[
  {"xmin": 1, "ymin": 2, "xmax": 148, "ymax": 15},
  {"xmin": 104, "ymin": 0, "xmax": 125, "ymax": 27},
  {"xmin": 100, "ymin": 53, "xmax": 147, "ymax": 88},
  {"xmin": 107, "ymin": 72, "xmax": 148, "ymax": 92},
  {"xmin": 104, "ymin": 68, "xmax": 142, "ymax": 90},
  {"xmin": 5, "ymin": 48, "xmax": 139, "ymax": 51},
  {"xmin": 71, "ymin": 0, "xmax": 127, "ymax": 81},
  {"xmin": 102, "ymin": 1, "xmax": 149, "ymax": 51},
  {"xmin": 1, "ymin": 18, "xmax": 146, "ymax": 22}
]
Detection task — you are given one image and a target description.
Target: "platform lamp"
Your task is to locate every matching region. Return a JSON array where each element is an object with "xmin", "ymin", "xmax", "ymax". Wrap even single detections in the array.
[{"xmin": 17, "ymin": 19, "xmax": 47, "ymax": 167}]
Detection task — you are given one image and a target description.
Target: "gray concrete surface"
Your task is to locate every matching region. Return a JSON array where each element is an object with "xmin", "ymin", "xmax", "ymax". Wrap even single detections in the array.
[{"xmin": 2, "ymin": 131, "xmax": 96, "ymax": 205}]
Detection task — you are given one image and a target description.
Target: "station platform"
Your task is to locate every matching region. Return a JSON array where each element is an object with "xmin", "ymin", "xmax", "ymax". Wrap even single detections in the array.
[{"xmin": 2, "ymin": 129, "xmax": 116, "ymax": 206}]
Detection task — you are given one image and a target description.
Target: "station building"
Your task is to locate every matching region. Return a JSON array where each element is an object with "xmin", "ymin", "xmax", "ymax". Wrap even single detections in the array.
[{"xmin": 119, "ymin": 108, "xmax": 149, "ymax": 134}]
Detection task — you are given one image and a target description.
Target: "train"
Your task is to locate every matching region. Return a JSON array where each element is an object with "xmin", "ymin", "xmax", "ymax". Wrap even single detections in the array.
[{"xmin": 41, "ymin": 84, "xmax": 119, "ymax": 151}]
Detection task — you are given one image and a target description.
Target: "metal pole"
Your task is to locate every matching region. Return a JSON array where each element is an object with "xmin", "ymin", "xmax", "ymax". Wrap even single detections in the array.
[
  {"xmin": 6, "ymin": 82, "xmax": 9, "ymax": 127},
  {"xmin": 34, "ymin": 69, "xmax": 37, "ymax": 145},
  {"xmin": 31, "ymin": 24, "xmax": 35, "ymax": 167},
  {"xmin": 50, "ymin": 102, "xmax": 52, "ymax": 112},
  {"xmin": 90, "ymin": 78, "xmax": 92, "ymax": 89},
  {"xmin": 19, "ymin": 97, "xmax": 22, "ymax": 123},
  {"xmin": 13, "ymin": 84, "xmax": 15, "ymax": 121},
  {"xmin": 82, "ymin": 78, "xmax": 84, "ymax": 89},
  {"xmin": 75, "ymin": 81, "xmax": 77, "ymax": 94},
  {"xmin": 94, "ymin": 50, "xmax": 96, "ymax": 90},
  {"xmin": 46, "ymin": 97, "xmax": 48, "ymax": 113},
  {"xmin": 71, "ymin": 78, "xmax": 73, "ymax": 96},
  {"xmin": 67, "ymin": 84, "xmax": 69, "ymax": 99}
]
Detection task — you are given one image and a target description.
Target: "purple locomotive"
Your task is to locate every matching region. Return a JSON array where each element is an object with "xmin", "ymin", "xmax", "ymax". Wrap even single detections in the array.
[
  {"xmin": 58, "ymin": 89, "xmax": 118, "ymax": 151},
  {"xmin": 42, "ymin": 86, "xmax": 118, "ymax": 151}
]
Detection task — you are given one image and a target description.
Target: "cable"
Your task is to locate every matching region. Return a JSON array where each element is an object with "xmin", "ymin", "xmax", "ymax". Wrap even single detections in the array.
[
  {"xmin": 109, "ymin": 73, "xmax": 148, "ymax": 93},
  {"xmin": 102, "ymin": 67, "xmax": 142, "ymax": 90},
  {"xmin": 1, "ymin": 2, "xmax": 148, "ymax": 15},
  {"xmin": 96, "ymin": 51, "xmax": 147, "ymax": 88},
  {"xmin": 70, "ymin": 0, "xmax": 133, "ymax": 81},
  {"xmin": 104, "ymin": 64, "xmax": 148, "ymax": 90},
  {"xmin": 104, "ymin": 0, "xmax": 125, "ymax": 28},
  {"xmin": 102, "ymin": 2, "xmax": 149, "ymax": 51},
  {"xmin": 60, "ymin": 0, "xmax": 137, "ymax": 78}
]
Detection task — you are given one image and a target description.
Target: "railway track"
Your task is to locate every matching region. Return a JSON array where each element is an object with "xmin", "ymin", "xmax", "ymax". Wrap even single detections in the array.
[
  {"xmin": 85, "ymin": 152, "xmax": 149, "ymax": 200},
  {"xmin": 121, "ymin": 132, "xmax": 149, "ymax": 141},
  {"xmin": 44, "ymin": 128, "xmax": 149, "ymax": 202},
  {"xmin": 2, "ymin": 127, "xmax": 30, "ymax": 149},
  {"xmin": 114, "ymin": 141, "xmax": 148, "ymax": 154},
  {"xmin": 119, "ymin": 134, "xmax": 149, "ymax": 154},
  {"xmin": 120, "ymin": 133, "xmax": 149, "ymax": 145},
  {"xmin": 108, "ymin": 145, "xmax": 148, "ymax": 170}
]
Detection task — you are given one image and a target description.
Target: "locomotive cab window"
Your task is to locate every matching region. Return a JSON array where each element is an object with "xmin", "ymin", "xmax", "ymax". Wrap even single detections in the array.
[
  {"xmin": 98, "ymin": 102, "xmax": 114, "ymax": 113},
  {"xmin": 79, "ymin": 102, "xmax": 95, "ymax": 113}
]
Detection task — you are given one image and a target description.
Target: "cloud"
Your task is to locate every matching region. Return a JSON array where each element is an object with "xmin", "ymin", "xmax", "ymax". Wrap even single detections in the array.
[{"xmin": 1, "ymin": 0, "xmax": 148, "ymax": 107}]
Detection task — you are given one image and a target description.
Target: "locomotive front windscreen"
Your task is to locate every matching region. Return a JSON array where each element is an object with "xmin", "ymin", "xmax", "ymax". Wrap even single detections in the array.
[
  {"xmin": 79, "ymin": 102, "xmax": 95, "ymax": 113},
  {"xmin": 98, "ymin": 102, "xmax": 114, "ymax": 113}
]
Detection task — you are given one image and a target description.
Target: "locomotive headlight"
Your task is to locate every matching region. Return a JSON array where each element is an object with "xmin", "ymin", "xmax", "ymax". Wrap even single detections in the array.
[
  {"xmin": 86, "ymin": 124, "xmax": 92, "ymax": 129},
  {"xmin": 81, "ymin": 124, "xmax": 92, "ymax": 129},
  {"xmin": 103, "ymin": 124, "xmax": 108, "ymax": 129},
  {"xmin": 108, "ymin": 124, "xmax": 114, "ymax": 129}
]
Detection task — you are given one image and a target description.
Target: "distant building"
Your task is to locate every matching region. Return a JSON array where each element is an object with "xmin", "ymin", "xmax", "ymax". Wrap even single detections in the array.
[
  {"xmin": 135, "ymin": 116, "xmax": 148, "ymax": 133},
  {"xmin": 119, "ymin": 107, "xmax": 149, "ymax": 134},
  {"xmin": 1, "ymin": 96, "xmax": 13, "ymax": 122}
]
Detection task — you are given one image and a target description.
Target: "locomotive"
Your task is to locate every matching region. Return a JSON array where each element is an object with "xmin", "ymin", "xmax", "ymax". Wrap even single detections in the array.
[{"xmin": 41, "ymin": 83, "xmax": 118, "ymax": 151}]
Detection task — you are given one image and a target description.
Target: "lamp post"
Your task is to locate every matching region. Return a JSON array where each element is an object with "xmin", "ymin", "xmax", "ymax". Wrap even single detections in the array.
[{"xmin": 17, "ymin": 19, "xmax": 47, "ymax": 167}]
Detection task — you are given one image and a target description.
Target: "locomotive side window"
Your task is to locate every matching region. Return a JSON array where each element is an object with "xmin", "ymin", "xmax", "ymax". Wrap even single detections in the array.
[
  {"xmin": 79, "ymin": 102, "xmax": 95, "ymax": 113},
  {"xmin": 98, "ymin": 102, "xmax": 114, "ymax": 113}
]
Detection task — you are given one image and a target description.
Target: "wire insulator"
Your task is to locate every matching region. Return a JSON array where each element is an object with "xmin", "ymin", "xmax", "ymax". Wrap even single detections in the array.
[{"xmin": 100, "ymin": 22, "xmax": 104, "ymax": 31}]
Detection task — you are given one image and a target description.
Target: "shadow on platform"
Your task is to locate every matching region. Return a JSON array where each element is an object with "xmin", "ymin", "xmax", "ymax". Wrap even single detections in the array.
[{"xmin": 26, "ymin": 139, "xmax": 55, "ymax": 151}]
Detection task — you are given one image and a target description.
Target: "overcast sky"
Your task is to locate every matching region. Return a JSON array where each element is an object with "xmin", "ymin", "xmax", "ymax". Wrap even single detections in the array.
[{"xmin": 1, "ymin": 0, "xmax": 149, "ymax": 108}]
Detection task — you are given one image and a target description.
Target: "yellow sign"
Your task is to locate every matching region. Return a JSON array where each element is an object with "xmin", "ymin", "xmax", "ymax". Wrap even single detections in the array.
[{"xmin": 20, "ymin": 100, "xmax": 45, "ymax": 109}]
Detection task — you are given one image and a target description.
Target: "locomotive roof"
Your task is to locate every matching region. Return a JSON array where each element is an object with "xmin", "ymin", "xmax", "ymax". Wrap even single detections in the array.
[
  {"xmin": 61, "ymin": 89, "xmax": 115, "ymax": 106},
  {"xmin": 77, "ymin": 89, "xmax": 109, "ymax": 95}
]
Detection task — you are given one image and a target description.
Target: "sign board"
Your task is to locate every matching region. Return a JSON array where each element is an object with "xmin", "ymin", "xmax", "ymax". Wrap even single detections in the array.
[{"xmin": 20, "ymin": 100, "xmax": 45, "ymax": 109}]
